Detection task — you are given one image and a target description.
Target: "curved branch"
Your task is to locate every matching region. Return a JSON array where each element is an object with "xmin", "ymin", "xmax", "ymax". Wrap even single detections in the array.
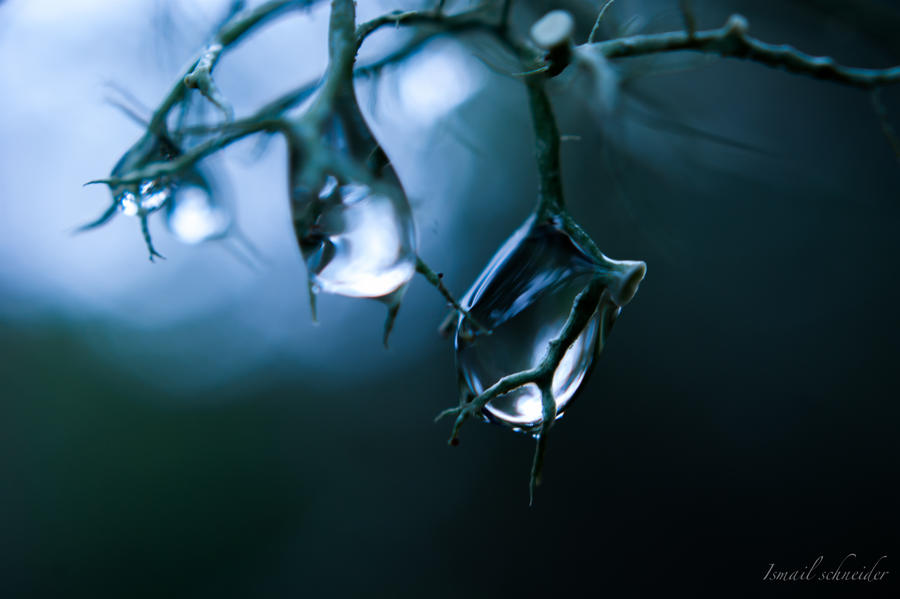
[
  {"xmin": 148, "ymin": 0, "xmax": 311, "ymax": 133},
  {"xmin": 355, "ymin": 6, "xmax": 498, "ymax": 48},
  {"xmin": 594, "ymin": 14, "xmax": 900, "ymax": 89},
  {"xmin": 89, "ymin": 118, "xmax": 282, "ymax": 187}
]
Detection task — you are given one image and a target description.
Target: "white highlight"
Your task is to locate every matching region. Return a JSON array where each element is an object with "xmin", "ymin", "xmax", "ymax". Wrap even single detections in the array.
[{"xmin": 398, "ymin": 40, "xmax": 480, "ymax": 124}]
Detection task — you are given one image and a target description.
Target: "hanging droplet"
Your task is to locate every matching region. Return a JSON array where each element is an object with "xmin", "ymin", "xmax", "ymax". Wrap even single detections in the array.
[
  {"xmin": 297, "ymin": 175, "xmax": 416, "ymax": 299},
  {"xmin": 164, "ymin": 184, "xmax": 230, "ymax": 244},
  {"xmin": 455, "ymin": 216, "xmax": 645, "ymax": 434},
  {"xmin": 77, "ymin": 133, "xmax": 184, "ymax": 258},
  {"xmin": 111, "ymin": 133, "xmax": 180, "ymax": 217},
  {"xmin": 163, "ymin": 164, "xmax": 232, "ymax": 245},
  {"xmin": 289, "ymin": 88, "xmax": 417, "ymax": 302},
  {"xmin": 119, "ymin": 179, "xmax": 172, "ymax": 216}
]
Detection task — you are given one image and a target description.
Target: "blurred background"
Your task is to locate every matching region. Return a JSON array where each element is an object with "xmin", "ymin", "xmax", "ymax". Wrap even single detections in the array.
[{"xmin": 1, "ymin": 0, "xmax": 898, "ymax": 596}]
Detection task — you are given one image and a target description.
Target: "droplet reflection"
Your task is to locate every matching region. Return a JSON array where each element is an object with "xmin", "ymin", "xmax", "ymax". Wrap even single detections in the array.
[
  {"xmin": 119, "ymin": 179, "xmax": 172, "ymax": 216},
  {"xmin": 300, "ymin": 179, "xmax": 416, "ymax": 299}
]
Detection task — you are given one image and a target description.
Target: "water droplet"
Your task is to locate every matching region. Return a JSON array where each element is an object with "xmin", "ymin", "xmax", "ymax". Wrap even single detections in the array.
[
  {"xmin": 117, "ymin": 178, "xmax": 172, "ymax": 216},
  {"xmin": 289, "ymin": 90, "xmax": 417, "ymax": 301},
  {"xmin": 111, "ymin": 133, "xmax": 179, "ymax": 217},
  {"xmin": 455, "ymin": 216, "xmax": 642, "ymax": 433},
  {"xmin": 165, "ymin": 183, "xmax": 231, "ymax": 244},
  {"xmin": 118, "ymin": 191, "xmax": 139, "ymax": 217},
  {"xmin": 298, "ymin": 179, "xmax": 416, "ymax": 299}
]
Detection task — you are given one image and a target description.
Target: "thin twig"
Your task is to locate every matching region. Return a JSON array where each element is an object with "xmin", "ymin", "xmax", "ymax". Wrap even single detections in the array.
[
  {"xmin": 415, "ymin": 257, "xmax": 490, "ymax": 336},
  {"xmin": 529, "ymin": 385, "xmax": 556, "ymax": 505},
  {"xmin": 679, "ymin": 0, "xmax": 696, "ymax": 38},
  {"xmin": 148, "ymin": 0, "xmax": 309, "ymax": 134},
  {"xmin": 104, "ymin": 98, "xmax": 149, "ymax": 127},
  {"xmin": 524, "ymin": 73, "xmax": 565, "ymax": 219},
  {"xmin": 595, "ymin": 14, "xmax": 900, "ymax": 89},
  {"xmin": 588, "ymin": 0, "xmax": 615, "ymax": 44},
  {"xmin": 88, "ymin": 119, "xmax": 281, "ymax": 188},
  {"xmin": 355, "ymin": 6, "xmax": 497, "ymax": 48}
]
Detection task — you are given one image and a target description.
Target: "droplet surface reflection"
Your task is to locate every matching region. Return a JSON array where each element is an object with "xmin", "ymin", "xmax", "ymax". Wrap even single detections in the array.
[
  {"xmin": 299, "ymin": 178, "xmax": 416, "ymax": 299},
  {"xmin": 111, "ymin": 133, "xmax": 179, "ymax": 217},
  {"xmin": 118, "ymin": 179, "xmax": 172, "ymax": 216},
  {"xmin": 455, "ymin": 217, "xmax": 618, "ymax": 432}
]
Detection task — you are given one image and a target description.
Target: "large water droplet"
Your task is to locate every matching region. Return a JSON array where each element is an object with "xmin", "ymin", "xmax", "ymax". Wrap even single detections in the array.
[
  {"xmin": 289, "ymin": 90, "xmax": 417, "ymax": 301},
  {"xmin": 456, "ymin": 216, "xmax": 640, "ymax": 433}
]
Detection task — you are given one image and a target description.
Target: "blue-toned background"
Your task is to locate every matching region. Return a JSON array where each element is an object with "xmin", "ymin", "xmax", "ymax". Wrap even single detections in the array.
[{"xmin": 1, "ymin": 0, "xmax": 898, "ymax": 596}]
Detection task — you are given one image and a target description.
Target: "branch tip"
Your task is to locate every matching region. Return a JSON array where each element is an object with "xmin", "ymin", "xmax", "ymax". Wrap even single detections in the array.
[
  {"xmin": 383, "ymin": 302, "xmax": 401, "ymax": 348},
  {"xmin": 84, "ymin": 179, "xmax": 113, "ymax": 188},
  {"xmin": 588, "ymin": 0, "xmax": 615, "ymax": 45},
  {"xmin": 726, "ymin": 13, "xmax": 749, "ymax": 35}
]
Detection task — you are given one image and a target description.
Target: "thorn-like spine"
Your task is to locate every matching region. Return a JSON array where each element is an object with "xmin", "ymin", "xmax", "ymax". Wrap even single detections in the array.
[
  {"xmin": 74, "ymin": 203, "xmax": 119, "ymax": 233},
  {"xmin": 383, "ymin": 302, "xmax": 401, "ymax": 348},
  {"xmin": 528, "ymin": 384, "xmax": 557, "ymax": 505},
  {"xmin": 140, "ymin": 214, "xmax": 165, "ymax": 262}
]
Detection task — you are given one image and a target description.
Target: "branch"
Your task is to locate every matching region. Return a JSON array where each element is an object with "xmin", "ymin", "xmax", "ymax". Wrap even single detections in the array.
[
  {"xmin": 148, "ymin": 0, "xmax": 310, "ymax": 133},
  {"xmin": 588, "ymin": 0, "xmax": 615, "ymax": 45},
  {"xmin": 355, "ymin": 5, "xmax": 500, "ymax": 48},
  {"xmin": 415, "ymin": 257, "xmax": 490, "ymax": 336},
  {"xmin": 300, "ymin": 0, "xmax": 358, "ymax": 126},
  {"xmin": 88, "ymin": 118, "xmax": 280, "ymax": 187},
  {"xmin": 183, "ymin": 43, "xmax": 233, "ymax": 121},
  {"xmin": 103, "ymin": 0, "xmax": 469, "ymax": 194},
  {"xmin": 524, "ymin": 75, "xmax": 565, "ymax": 219},
  {"xmin": 594, "ymin": 14, "xmax": 900, "ymax": 89}
]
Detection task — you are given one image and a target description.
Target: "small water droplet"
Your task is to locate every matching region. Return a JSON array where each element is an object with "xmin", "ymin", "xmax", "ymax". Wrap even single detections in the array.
[
  {"xmin": 117, "ymin": 179, "xmax": 172, "ymax": 216},
  {"xmin": 111, "ymin": 133, "xmax": 179, "ymax": 217},
  {"xmin": 117, "ymin": 180, "xmax": 172, "ymax": 216},
  {"xmin": 165, "ymin": 184, "xmax": 231, "ymax": 244},
  {"xmin": 116, "ymin": 177, "xmax": 172, "ymax": 217},
  {"xmin": 455, "ymin": 216, "xmax": 634, "ymax": 433},
  {"xmin": 118, "ymin": 191, "xmax": 139, "ymax": 216}
]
